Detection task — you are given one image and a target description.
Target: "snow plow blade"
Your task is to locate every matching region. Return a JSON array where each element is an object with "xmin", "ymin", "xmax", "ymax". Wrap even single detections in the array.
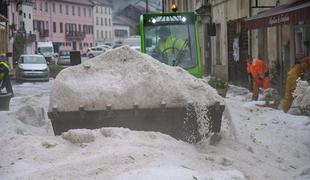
[
  {"xmin": 48, "ymin": 102, "xmax": 224, "ymax": 143},
  {"xmin": 0, "ymin": 93, "xmax": 12, "ymax": 111}
]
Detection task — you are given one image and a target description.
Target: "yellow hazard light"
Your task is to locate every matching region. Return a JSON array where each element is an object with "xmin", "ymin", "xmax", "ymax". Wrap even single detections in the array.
[{"xmin": 171, "ymin": 4, "xmax": 178, "ymax": 12}]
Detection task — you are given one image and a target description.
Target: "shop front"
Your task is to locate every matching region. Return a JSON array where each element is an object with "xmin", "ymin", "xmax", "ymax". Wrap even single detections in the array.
[{"xmin": 245, "ymin": 0, "xmax": 310, "ymax": 95}]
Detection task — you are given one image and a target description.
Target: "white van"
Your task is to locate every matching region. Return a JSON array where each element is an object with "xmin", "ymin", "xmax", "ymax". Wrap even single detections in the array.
[{"xmin": 37, "ymin": 41, "xmax": 56, "ymax": 63}]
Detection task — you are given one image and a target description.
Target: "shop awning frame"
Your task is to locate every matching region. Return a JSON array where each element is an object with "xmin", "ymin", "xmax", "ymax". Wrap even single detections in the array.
[{"xmin": 245, "ymin": 0, "xmax": 310, "ymax": 30}]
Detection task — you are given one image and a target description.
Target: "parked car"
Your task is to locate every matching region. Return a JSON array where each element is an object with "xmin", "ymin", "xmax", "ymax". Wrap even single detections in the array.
[
  {"xmin": 57, "ymin": 51, "xmax": 71, "ymax": 65},
  {"xmin": 112, "ymin": 44, "xmax": 123, "ymax": 49},
  {"xmin": 86, "ymin": 46, "xmax": 110, "ymax": 58},
  {"xmin": 15, "ymin": 54, "xmax": 49, "ymax": 83}
]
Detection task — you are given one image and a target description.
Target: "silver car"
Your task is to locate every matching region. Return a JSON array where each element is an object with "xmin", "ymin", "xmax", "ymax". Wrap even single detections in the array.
[
  {"xmin": 15, "ymin": 54, "xmax": 49, "ymax": 82},
  {"xmin": 86, "ymin": 45, "xmax": 111, "ymax": 58},
  {"xmin": 57, "ymin": 51, "xmax": 71, "ymax": 65}
]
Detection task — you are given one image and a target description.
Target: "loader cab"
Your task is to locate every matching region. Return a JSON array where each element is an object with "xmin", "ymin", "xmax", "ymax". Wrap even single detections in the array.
[{"xmin": 140, "ymin": 12, "xmax": 203, "ymax": 78}]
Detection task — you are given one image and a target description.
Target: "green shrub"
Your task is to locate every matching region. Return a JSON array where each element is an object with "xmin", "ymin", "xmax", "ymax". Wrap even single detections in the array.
[
  {"xmin": 49, "ymin": 64, "xmax": 64, "ymax": 78},
  {"xmin": 208, "ymin": 76, "xmax": 228, "ymax": 89}
]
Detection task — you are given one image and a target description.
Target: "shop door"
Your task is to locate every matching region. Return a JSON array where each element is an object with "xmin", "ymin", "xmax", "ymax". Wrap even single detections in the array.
[{"xmin": 227, "ymin": 19, "xmax": 249, "ymax": 86}]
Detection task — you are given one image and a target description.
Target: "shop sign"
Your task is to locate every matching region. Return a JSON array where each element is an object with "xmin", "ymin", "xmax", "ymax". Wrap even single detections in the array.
[{"xmin": 268, "ymin": 14, "xmax": 290, "ymax": 26}]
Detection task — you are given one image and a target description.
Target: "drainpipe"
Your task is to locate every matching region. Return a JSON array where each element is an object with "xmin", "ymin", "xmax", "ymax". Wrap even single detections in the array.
[
  {"xmin": 249, "ymin": 0, "xmax": 252, "ymax": 56},
  {"xmin": 162, "ymin": 0, "xmax": 164, "ymax": 13}
]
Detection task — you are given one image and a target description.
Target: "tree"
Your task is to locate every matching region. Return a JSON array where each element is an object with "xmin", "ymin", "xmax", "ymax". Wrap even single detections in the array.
[{"xmin": 13, "ymin": 33, "xmax": 26, "ymax": 64}]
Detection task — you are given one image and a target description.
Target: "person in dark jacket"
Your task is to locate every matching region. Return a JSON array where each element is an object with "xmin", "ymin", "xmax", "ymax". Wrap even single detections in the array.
[{"xmin": 0, "ymin": 61, "xmax": 14, "ymax": 96}]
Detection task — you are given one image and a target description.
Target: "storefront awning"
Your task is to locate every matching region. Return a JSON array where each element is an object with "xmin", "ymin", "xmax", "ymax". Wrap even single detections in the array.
[{"xmin": 245, "ymin": 0, "xmax": 310, "ymax": 30}]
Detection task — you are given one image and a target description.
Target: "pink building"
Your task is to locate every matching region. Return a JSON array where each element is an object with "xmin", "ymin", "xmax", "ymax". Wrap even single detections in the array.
[{"xmin": 32, "ymin": 0, "xmax": 94, "ymax": 53}]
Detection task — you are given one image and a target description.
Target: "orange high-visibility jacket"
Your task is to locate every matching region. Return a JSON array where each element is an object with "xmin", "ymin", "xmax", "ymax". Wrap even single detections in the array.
[{"xmin": 248, "ymin": 58, "xmax": 268, "ymax": 78}]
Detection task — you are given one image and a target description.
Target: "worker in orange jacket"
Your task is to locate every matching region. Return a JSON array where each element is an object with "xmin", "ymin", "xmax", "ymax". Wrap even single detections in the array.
[
  {"xmin": 247, "ymin": 55, "xmax": 270, "ymax": 100},
  {"xmin": 282, "ymin": 56, "xmax": 310, "ymax": 113}
]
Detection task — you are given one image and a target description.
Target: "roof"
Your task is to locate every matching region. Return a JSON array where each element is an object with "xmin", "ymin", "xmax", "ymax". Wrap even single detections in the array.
[
  {"xmin": 59, "ymin": 0, "xmax": 94, "ymax": 6},
  {"xmin": 90, "ymin": 0, "xmax": 113, "ymax": 7},
  {"xmin": 113, "ymin": 16, "xmax": 135, "ymax": 27}
]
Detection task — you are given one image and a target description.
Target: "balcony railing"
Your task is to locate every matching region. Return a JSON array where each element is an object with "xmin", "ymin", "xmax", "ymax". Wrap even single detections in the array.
[
  {"xmin": 39, "ymin": 29, "xmax": 49, "ymax": 37},
  {"xmin": 65, "ymin": 31, "xmax": 86, "ymax": 41},
  {"xmin": 26, "ymin": 33, "xmax": 36, "ymax": 42}
]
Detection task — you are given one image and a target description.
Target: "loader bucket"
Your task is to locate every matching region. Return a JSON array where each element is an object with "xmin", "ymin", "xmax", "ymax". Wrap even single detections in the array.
[
  {"xmin": 0, "ymin": 93, "xmax": 12, "ymax": 111},
  {"xmin": 48, "ymin": 102, "xmax": 224, "ymax": 143}
]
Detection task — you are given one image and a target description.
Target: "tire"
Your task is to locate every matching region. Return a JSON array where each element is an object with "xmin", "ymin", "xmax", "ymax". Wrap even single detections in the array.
[{"xmin": 88, "ymin": 54, "xmax": 94, "ymax": 58}]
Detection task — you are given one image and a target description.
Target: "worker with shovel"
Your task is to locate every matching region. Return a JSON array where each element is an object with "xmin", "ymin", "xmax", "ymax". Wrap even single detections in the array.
[{"xmin": 246, "ymin": 55, "xmax": 270, "ymax": 100}]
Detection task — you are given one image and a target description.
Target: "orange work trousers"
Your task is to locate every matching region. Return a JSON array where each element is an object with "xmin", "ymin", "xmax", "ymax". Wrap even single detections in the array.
[{"xmin": 252, "ymin": 76, "xmax": 270, "ymax": 97}]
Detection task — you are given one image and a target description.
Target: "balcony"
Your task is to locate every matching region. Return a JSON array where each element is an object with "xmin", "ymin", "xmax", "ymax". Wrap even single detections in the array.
[
  {"xmin": 25, "ymin": 33, "xmax": 36, "ymax": 42},
  {"xmin": 39, "ymin": 29, "xmax": 49, "ymax": 37},
  {"xmin": 65, "ymin": 31, "xmax": 86, "ymax": 41}
]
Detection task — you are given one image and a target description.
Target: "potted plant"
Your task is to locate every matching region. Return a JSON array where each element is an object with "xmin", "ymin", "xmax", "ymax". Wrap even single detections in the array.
[{"xmin": 208, "ymin": 76, "xmax": 229, "ymax": 97}]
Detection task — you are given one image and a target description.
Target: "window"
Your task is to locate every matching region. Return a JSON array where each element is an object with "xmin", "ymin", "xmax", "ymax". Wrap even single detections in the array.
[
  {"xmin": 109, "ymin": 18, "xmax": 111, "ymax": 26},
  {"xmin": 33, "ymin": 20, "xmax": 36, "ymax": 31},
  {"xmin": 100, "ymin": 7, "xmax": 103, "ymax": 14},
  {"xmin": 96, "ymin": 6, "xmax": 98, "ymax": 13},
  {"xmin": 105, "ymin": 7, "xmax": 107, "ymax": 14},
  {"xmin": 97, "ymin": 30, "xmax": 99, "ymax": 38},
  {"xmin": 53, "ymin": 22, "xmax": 56, "ymax": 33},
  {"xmin": 101, "ymin": 18, "xmax": 103, "ymax": 26},
  {"xmin": 105, "ymin": 31, "xmax": 107, "ymax": 39},
  {"xmin": 89, "ymin": 8, "xmax": 91, "ymax": 16},
  {"xmin": 59, "ymin": 4, "xmax": 62, "ymax": 13},
  {"xmin": 52, "ymin": 3, "xmax": 55, "ymax": 12},
  {"xmin": 34, "ymin": 2, "xmax": 37, "ymax": 10},
  {"xmin": 45, "ymin": 1, "xmax": 48, "ymax": 12},
  {"xmin": 29, "ymin": 13, "xmax": 31, "ymax": 19},
  {"xmin": 72, "ymin": 6, "xmax": 75, "ymax": 16},
  {"xmin": 101, "ymin": 30, "xmax": 103, "ymax": 39},
  {"xmin": 78, "ymin": 6, "xmax": 81, "ymax": 16},
  {"xmin": 66, "ymin": 4, "xmax": 69, "ymax": 15},
  {"xmin": 96, "ymin": 17, "xmax": 99, "ymax": 25},
  {"xmin": 24, "ymin": 13, "xmax": 26, "ymax": 18},
  {"xmin": 46, "ymin": 21, "xmax": 49, "ymax": 30},
  {"xmin": 109, "ymin": 31, "xmax": 111, "ymax": 39},
  {"xmin": 83, "ymin": 8, "xmax": 86, "ymax": 16},
  {"xmin": 115, "ymin": 29, "xmax": 128, "ymax": 38},
  {"xmin": 60, "ymin": 22, "xmax": 63, "ymax": 33},
  {"xmin": 105, "ymin": 18, "xmax": 107, "ymax": 26},
  {"xmin": 79, "ymin": 24, "xmax": 81, "ymax": 32}
]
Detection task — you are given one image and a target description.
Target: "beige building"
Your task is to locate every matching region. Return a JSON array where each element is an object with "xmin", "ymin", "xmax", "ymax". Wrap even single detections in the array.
[{"xmin": 92, "ymin": 0, "xmax": 113, "ymax": 46}]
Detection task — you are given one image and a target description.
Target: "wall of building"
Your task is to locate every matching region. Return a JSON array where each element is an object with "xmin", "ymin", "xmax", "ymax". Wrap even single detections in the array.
[
  {"xmin": 32, "ymin": 0, "xmax": 94, "ymax": 53},
  {"xmin": 22, "ymin": 4, "xmax": 33, "ymax": 34},
  {"xmin": 94, "ymin": 5, "xmax": 113, "ymax": 46}
]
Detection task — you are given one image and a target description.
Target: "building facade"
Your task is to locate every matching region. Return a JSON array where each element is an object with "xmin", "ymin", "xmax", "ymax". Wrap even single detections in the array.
[
  {"xmin": 32, "ymin": 0, "xmax": 94, "ymax": 53},
  {"xmin": 7, "ymin": 0, "xmax": 36, "ymax": 68},
  {"xmin": 92, "ymin": 0, "xmax": 113, "ymax": 46},
  {"xmin": 113, "ymin": 16, "xmax": 130, "ymax": 44}
]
